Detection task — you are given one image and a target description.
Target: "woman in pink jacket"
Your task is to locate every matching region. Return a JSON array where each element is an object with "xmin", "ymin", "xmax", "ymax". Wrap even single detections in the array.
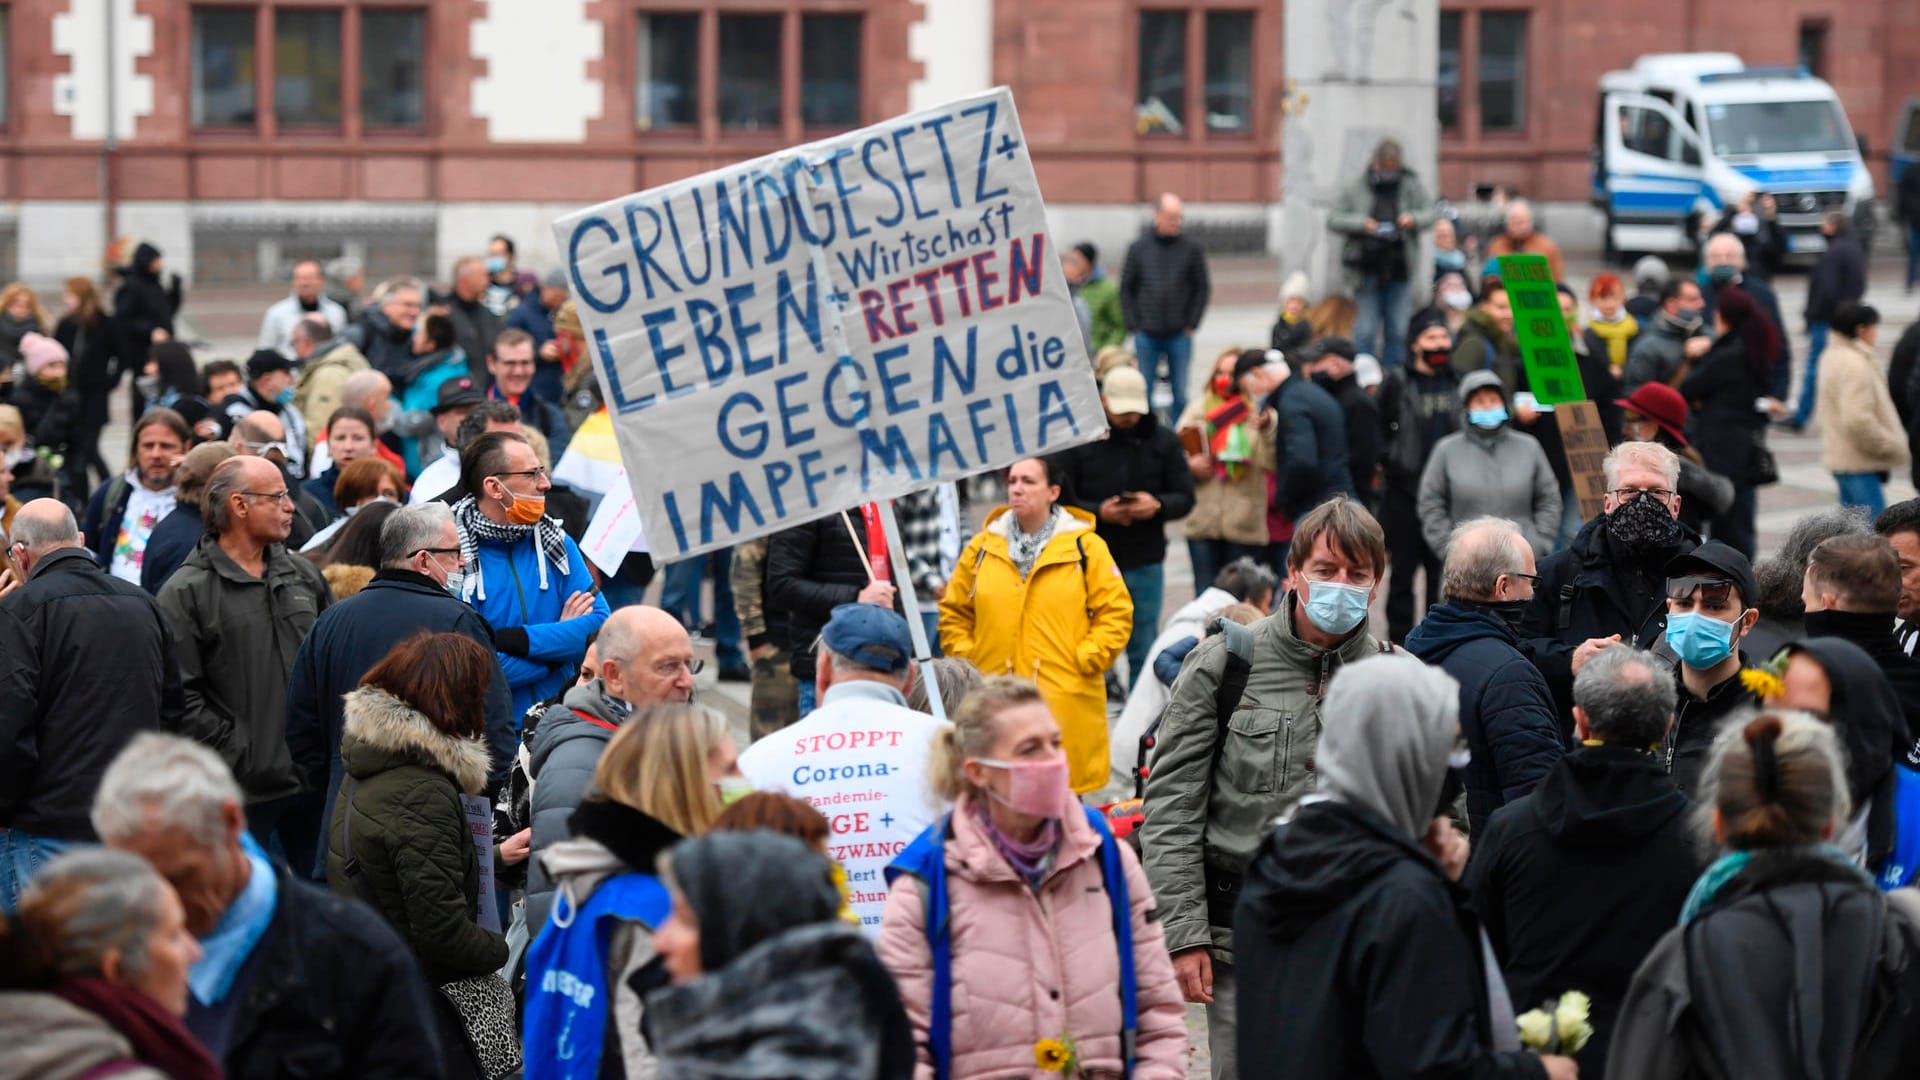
[{"xmin": 877, "ymin": 678, "xmax": 1186, "ymax": 1079}]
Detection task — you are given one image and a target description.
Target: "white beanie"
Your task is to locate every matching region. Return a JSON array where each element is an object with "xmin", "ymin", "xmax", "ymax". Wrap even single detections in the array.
[{"xmin": 1280, "ymin": 271, "xmax": 1311, "ymax": 305}]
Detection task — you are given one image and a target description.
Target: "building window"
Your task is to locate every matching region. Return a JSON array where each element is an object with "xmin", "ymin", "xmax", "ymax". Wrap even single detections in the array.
[
  {"xmin": 192, "ymin": 8, "xmax": 258, "ymax": 129},
  {"xmin": 719, "ymin": 14, "xmax": 781, "ymax": 131},
  {"xmin": 361, "ymin": 10, "xmax": 425, "ymax": 130},
  {"xmin": 636, "ymin": 13, "xmax": 698, "ymax": 131},
  {"xmin": 1797, "ymin": 19, "xmax": 1828, "ymax": 79},
  {"xmin": 1136, "ymin": 11, "xmax": 1188, "ymax": 135},
  {"xmin": 801, "ymin": 15, "xmax": 861, "ymax": 128},
  {"xmin": 1478, "ymin": 11, "xmax": 1527, "ymax": 132},
  {"xmin": 1437, "ymin": 12, "xmax": 1460, "ymax": 131},
  {"xmin": 1203, "ymin": 12, "xmax": 1252, "ymax": 134},
  {"xmin": 274, "ymin": 9, "xmax": 343, "ymax": 128}
]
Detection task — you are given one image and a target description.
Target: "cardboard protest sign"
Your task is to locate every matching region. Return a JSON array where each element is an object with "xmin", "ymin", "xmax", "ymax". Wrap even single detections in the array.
[
  {"xmin": 1556, "ymin": 400, "xmax": 1611, "ymax": 521},
  {"xmin": 1498, "ymin": 254, "xmax": 1586, "ymax": 406},
  {"xmin": 554, "ymin": 88, "xmax": 1105, "ymax": 560}
]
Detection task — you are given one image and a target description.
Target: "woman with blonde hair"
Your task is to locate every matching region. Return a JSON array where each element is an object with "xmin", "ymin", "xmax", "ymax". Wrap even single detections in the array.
[
  {"xmin": 1610, "ymin": 710, "xmax": 1920, "ymax": 1076},
  {"xmin": 0, "ymin": 281, "xmax": 50, "ymax": 377},
  {"xmin": 1306, "ymin": 294, "xmax": 1357, "ymax": 343},
  {"xmin": 879, "ymin": 677, "xmax": 1186, "ymax": 1079},
  {"xmin": 939, "ymin": 456, "xmax": 1133, "ymax": 795},
  {"xmin": 522, "ymin": 701, "xmax": 744, "ymax": 1080}
]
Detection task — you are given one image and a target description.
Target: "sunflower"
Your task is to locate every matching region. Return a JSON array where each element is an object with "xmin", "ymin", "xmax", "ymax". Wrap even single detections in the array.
[
  {"xmin": 1033, "ymin": 1038, "xmax": 1072, "ymax": 1072},
  {"xmin": 1739, "ymin": 667, "xmax": 1784, "ymax": 701}
]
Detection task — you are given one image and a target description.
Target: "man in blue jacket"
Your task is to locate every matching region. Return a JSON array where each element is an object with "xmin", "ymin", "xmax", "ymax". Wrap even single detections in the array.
[
  {"xmin": 1234, "ymin": 349, "xmax": 1352, "ymax": 532},
  {"xmin": 1403, "ymin": 516, "xmax": 1564, "ymax": 833},
  {"xmin": 452, "ymin": 430, "xmax": 608, "ymax": 716},
  {"xmin": 285, "ymin": 500, "xmax": 516, "ymax": 879}
]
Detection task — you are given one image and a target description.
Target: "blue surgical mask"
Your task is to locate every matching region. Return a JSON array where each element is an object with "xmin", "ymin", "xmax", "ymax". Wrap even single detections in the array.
[
  {"xmin": 485, "ymin": 255, "xmax": 509, "ymax": 274},
  {"xmin": 1302, "ymin": 579, "xmax": 1371, "ymax": 636},
  {"xmin": 1665, "ymin": 610, "xmax": 1742, "ymax": 669},
  {"xmin": 275, "ymin": 386, "xmax": 296, "ymax": 407},
  {"xmin": 1468, "ymin": 406, "xmax": 1508, "ymax": 429},
  {"xmin": 1434, "ymin": 249, "xmax": 1466, "ymax": 271}
]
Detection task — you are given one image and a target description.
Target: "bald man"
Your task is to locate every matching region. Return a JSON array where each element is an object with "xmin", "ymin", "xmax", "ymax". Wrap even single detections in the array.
[
  {"xmin": 1121, "ymin": 190, "xmax": 1211, "ymax": 421},
  {"xmin": 524, "ymin": 605, "xmax": 693, "ymax": 927},
  {"xmin": 0, "ymin": 499, "xmax": 182, "ymax": 903},
  {"xmin": 1402, "ymin": 516, "xmax": 1565, "ymax": 833},
  {"xmin": 1485, "ymin": 198, "xmax": 1566, "ymax": 282}
]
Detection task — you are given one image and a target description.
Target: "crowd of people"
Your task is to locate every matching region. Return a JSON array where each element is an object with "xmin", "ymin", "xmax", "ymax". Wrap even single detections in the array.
[{"xmin": 2, "ymin": 174, "xmax": 1920, "ymax": 1080}]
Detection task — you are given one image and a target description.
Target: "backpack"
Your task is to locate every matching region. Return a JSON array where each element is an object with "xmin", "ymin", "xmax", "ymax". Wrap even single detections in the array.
[
  {"xmin": 1133, "ymin": 616, "xmax": 1255, "ymax": 799},
  {"xmin": 885, "ymin": 806, "xmax": 1137, "ymax": 1080}
]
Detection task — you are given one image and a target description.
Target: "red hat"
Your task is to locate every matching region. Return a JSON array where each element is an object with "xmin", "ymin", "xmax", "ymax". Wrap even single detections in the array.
[{"xmin": 1615, "ymin": 383, "xmax": 1690, "ymax": 447}]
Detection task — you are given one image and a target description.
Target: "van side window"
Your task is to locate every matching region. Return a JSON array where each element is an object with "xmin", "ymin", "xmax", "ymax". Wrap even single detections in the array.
[{"xmin": 1622, "ymin": 105, "xmax": 1675, "ymax": 159}]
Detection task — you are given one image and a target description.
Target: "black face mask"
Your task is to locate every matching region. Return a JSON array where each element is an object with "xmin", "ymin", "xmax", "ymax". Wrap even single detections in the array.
[
  {"xmin": 1434, "ymin": 761, "xmax": 1468, "ymax": 818},
  {"xmin": 1606, "ymin": 494, "xmax": 1682, "ymax": 555}
]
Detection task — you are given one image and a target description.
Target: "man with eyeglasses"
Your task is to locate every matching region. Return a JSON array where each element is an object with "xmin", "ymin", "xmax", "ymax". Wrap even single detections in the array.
[
  {"xmin": 524, "ymin": 604, "xmax": 692, "ymax": 930},
  {"xmin": 1404, "ymin": 517, "xmax": 1564, "ymax": 834},
  {"xmin": 157, "ymin": 455, "xmax": 334, "ymax": 872},
  {"xmin": 485, "ymin": 329, "xmax": 570, "ymax": 458},
  {"xmin": 453, "ymin": 429, "xmax": 607, "ymax": 718},
  {"xmin": 285, "ymin": 501, "xmax": 516, "ymax": 880},
  {"xmin": 1658, "ymin": 541, "xmax": 1760, "ymax": 797},
  {"xmin": 1520, "ymin": 441, "xmax": 1700, "ymax": 723}
]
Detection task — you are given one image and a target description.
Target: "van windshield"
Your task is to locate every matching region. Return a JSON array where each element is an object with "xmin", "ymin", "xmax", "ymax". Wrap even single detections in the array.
[{"xmin": 1705, "ymin": 100, "xmax": 1852, "ymax": 157}]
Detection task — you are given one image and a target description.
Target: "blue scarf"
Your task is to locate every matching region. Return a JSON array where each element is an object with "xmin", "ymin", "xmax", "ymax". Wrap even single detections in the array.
[
  {"xmin": 188, "ymin": 833, "xmax": 278, "ymax": 1006},
  {"xmin": 523, "ymin": 871, "xmax": 673, "ymax": 1080},
  {"xmin": 1679, "ymin": 844, "xmax": 1870, "ymax": 925}
]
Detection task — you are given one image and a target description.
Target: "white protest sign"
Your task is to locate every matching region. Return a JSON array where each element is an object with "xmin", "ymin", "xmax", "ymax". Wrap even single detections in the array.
[
  {"xmin": 580, "ymin": 469, "xmax": 649, "ymax": 576},
  {"xmin": 553, "ymin": 87, "xmax": 1105, "ymax": 561}
]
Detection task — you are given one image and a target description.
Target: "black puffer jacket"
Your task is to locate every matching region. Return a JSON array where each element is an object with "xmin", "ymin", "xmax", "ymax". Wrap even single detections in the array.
[
  {"xmin": 1403, "ymin": 603, "xmax": 1566, "ymax": 831},
  {"xmin": 54, "ymin": 312, "xmax": 123, "ymax": 395},
  {"xmin": 1060, "ymin": 413, "xmax": 1195, "ymax": 570},
  {"xmin": 1465, "ymin": 744, "xmax": 1701, "ymax": 1079},
  {"xmin": 327, "ymin": 686, "xmax": 506, "ymax": 984},
  {"xmin": 111, "ymin": 244, "xmax": 181, "ymax": 359},
  {"xmin": 1119, "ymin": 231, "xmax": 1210, "ymax": 337},
  {"xmin": 219, "ymin": 866, "xmax": 447, "ymax": 1080},
  {"xmin": 1267, "ymin": 373, "xmax": 1353, "ymax": 517},
  {"xmin": 766, "ymin": 509, "xmax": 881, "ymax": 681},
  {"xmin": 1234, "ymin": 799, "xmax": 1546, "ymax": 1080},
  {"xmin": 347, "ymin": 305, "xmax": 421, "ymax": 387},
  {"xmin": 0, "ymin": 546, "xmax": 183, "ymax": 839}
]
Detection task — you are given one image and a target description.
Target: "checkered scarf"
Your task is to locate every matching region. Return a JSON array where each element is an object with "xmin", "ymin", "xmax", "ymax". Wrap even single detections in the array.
[{"xmin": 452, "ymin": 494, "xmax": 571, "ymax": 602}]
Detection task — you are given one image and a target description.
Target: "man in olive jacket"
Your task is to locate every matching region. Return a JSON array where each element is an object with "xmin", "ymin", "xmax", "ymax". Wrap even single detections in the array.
[
  {"xmin": 158, "ymin": 456, "xmax": 332, "ymax": 871},
  {"xmin": 1141, "ymin": 498, "xmax": 1397, "ymax": 1080}
]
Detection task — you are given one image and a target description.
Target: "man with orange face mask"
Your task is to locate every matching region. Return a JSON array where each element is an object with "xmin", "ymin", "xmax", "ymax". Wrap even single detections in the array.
[{"xmin": 452, "ymin": 429, "xmax": 609, "ymax": 716}]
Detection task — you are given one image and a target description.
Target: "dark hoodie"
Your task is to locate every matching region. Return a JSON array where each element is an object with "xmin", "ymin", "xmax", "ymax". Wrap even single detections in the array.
[
  {"xmin": 1234, "ymin": 799, "xmax": 1545, "ymax": 1080},
  {"xmin": 1788, "ymin": 638, "xmax": 1919, "ymax": 883},
  {"xmin": 111, "ymin": 242, "xmax": 181, "ymax": 361},
  {"xmin": 1800, "ymin": 609, "xmax": 1920, "ymax": 767},
  {"xmin": 1465, "ymin": 745, "xmax": 1701, "ymax": 1078},
  {"xmin": 1403, "ymin": 603, "xmax": 1565, "ymax": 832},
  {"xmin": 642, "ymin": 831, "xmax": 916, "ymax": 1080},
  {"xmin": 1059, "ymin": 410, "xmax": 1196, "ymax": 570}
]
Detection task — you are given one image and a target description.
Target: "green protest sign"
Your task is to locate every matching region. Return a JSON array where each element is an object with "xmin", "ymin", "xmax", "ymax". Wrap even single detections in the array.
[{"xmin": 1497, "ymin": 253, "xmax": 1586, "ymax": 405}]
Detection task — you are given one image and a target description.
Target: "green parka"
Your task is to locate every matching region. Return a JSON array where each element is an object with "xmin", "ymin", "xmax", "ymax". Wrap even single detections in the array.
[{"xmin": 326, "ymin": 686, "xmax": 506, "ymax": 983}]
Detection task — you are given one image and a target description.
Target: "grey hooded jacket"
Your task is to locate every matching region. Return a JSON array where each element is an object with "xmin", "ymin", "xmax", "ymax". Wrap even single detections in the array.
[
  {"xmin": 525, "ymin": 678, "xmax": 623, "ymax": 930},
  {"xmin": 1416, "ymin": 370, "xmax": 1562, "ymax": 559}
]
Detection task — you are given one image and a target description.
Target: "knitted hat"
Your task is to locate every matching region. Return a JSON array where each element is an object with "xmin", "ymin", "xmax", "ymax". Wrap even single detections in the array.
[
  {"xmin": 20, "ymin": 333, "xmax": 68, "ymax": 377},
  {"xmin": 1280, "ymin": 271, "xmax": 1311, "ymax": 305}
]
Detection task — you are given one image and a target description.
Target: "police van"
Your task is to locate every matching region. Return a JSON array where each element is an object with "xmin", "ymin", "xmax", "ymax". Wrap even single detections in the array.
[{"xmin": 1593, "ymin": 53, "xmax": 1875, "ymax": 259}]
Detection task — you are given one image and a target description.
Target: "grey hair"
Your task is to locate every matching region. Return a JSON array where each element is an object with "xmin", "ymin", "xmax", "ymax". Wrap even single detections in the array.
[
  {"xmin": 907, "ymin": 657, "xmax": 985, "ymax": 715},
  {"xmin": 291, "ymin": 315, "xmax": 332, "ymax": 346},
  {"xmin": 1704, "ymin": 231, "xmax": 1747, "ymax": 269},
  {"xmin": 1754, "ymin": 506, "xmax": 1871, "ymax": 618},
  {"xmin": 324, "ymin": 255, "xmax": 363, "ymax": 281},
  {"xmin": 201, "ymin": 457, "xmax": 252, "ymax": 534},
  {"xmin": 92, "ymin": 733, "xmax": 243, "ymax": 849},
  {"xmin": 1441, "ymin": 517, "xmax": 1529, "ymax": 600},
  {"xmin": 1213, "ymin": 557, "xmax": 1280, "ymax": 605},
  {"xmin": 11, "ymin": 503, "xmax": 80, "ymax": 550},
  {"xmin": 1603, "ymin": 440, "xmax": 1681, "ymax": 490},
  {"xmin": 373, "ymin": 276, "xmax": 425, "ymax": 306},
  {"xmin": 1692, "ymin": 707, "xmax": 1852, "ymax": 854},
  {"xmin": 16, "ymin": 848, "xmax": 172, "ymax": 983},
  {"xmin": 1572, "ymin": 645, "xmax": 1677, "ymax": 748},
  {"xmin": 380, "ymin": 501, "xmax": 454, "ymax": 568}
]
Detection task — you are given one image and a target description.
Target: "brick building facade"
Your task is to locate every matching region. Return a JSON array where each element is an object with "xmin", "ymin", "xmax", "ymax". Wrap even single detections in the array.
[{"xmin": 0, "ymin": 0, "xmax": 1911, "ymax": 283}]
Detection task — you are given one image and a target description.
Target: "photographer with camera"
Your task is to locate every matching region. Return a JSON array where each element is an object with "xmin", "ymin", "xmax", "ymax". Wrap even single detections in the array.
[{"xmin": 1329, "ymin": 139, "xmax": 1439, "ymax": 371}]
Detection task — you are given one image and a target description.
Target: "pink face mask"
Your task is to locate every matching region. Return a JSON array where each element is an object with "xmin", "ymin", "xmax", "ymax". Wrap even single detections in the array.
[{"xmin": 973, "ymin": 753, "xmax": 1071, "ymax": 818}]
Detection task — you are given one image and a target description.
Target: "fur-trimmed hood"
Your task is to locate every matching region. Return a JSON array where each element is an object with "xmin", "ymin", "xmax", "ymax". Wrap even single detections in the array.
[{"xmin": 340, "ymin": 685, "xmax": 491, "ymax": 795}]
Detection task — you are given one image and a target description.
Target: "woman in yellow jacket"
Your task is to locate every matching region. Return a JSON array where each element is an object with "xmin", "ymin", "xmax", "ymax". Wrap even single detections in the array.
[{"xmin": 940, "ymin": 456, "xmax": 1133, "ymax": 795}]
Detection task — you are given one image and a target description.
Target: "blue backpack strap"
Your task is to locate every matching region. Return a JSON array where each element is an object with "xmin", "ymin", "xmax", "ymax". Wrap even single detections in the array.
[
  {"xmin": 887, "ymin": 816, "xmax": 955, "ymax": 1080},
  {"xmin": 1085, "ymin": 805, "xmax": 1138, "ymax": 1076},
  {"xmin": 1882, "ymin": 766, "xmax": 1920, "ymax": 890}
]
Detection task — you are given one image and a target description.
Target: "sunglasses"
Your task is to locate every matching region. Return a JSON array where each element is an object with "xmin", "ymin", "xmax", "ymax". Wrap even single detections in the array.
[{"xmin": 1666, "ymin": 575, "xmax": 1736, "ymax": 606}]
